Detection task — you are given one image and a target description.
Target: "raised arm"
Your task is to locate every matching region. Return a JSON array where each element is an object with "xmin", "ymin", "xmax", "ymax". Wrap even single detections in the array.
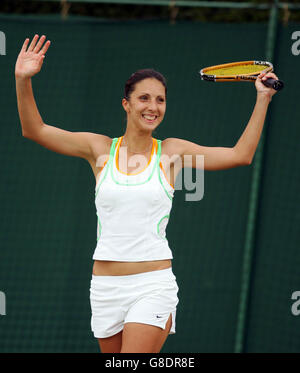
[
  {"xmin": 165, "ymin": 71, "xmax": 278, "ymax": 171},
  {"xmin": 15, "ymin": 35, "xmax": 108, "ymax": 161}
]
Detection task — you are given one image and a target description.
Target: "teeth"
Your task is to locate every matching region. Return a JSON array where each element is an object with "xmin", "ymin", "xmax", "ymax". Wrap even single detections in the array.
[{"xmin": 143, "ymin": 115, "xmax": 156, "ymax": 120}]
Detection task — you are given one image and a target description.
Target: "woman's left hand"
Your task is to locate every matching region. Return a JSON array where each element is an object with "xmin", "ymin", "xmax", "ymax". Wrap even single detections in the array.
[{"xmin": 255, "ymin": 72, "xmax": 279, "ymax": 100}]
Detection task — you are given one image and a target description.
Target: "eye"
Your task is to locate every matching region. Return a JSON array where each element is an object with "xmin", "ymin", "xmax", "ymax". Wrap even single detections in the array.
[
  {"xmin": 140, "ymin": 95, "xmax": 149, "ymax": 101},
  {"xmin": 157, "ymin": 97, "xmax": 165, "ymax": 103}
]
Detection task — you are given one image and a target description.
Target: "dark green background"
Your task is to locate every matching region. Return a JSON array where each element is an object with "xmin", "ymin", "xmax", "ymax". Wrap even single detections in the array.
[{"xmin": 0, "ymin": 14, "xmax": 299, "ymax": 352}]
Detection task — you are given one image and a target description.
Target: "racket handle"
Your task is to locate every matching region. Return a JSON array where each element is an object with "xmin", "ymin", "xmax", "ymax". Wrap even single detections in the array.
[{"xmin": 262, "ymin": 77, "xmax": 284, "ymax": 91}]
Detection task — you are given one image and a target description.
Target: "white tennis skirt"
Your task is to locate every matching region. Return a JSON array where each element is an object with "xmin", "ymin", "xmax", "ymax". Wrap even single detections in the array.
[{"xmin": 89, "ymin": 267, "xmax": 179, "ymax": 338}]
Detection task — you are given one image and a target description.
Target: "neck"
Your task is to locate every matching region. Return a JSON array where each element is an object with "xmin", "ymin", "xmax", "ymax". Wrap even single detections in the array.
[{"xmin": 122, "ymin": 131, "xmax": 153, "ymax": 154}]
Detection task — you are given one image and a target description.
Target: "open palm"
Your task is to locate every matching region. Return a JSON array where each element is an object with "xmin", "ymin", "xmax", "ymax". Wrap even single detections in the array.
[{"xmin": 15, "ymin": 35, "xmax": 51, "ymax": 79}]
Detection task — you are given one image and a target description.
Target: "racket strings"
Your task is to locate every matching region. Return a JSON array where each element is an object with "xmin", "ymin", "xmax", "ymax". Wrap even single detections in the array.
[{"xmin": 205, "ymin": 64, "xmax": 270, "ymax": 76}]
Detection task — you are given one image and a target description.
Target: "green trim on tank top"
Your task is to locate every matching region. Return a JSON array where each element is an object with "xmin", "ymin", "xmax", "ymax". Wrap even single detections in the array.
[
  {"xmin": 95, "ymin": 137, "xmax": 118, "ymax": 198},
  {"xmin": 157, "ymin": 214, "xmax": 169, "ymax": 240},
  {"xmin": 96, "ymin": 217, "xmax": 102, "ymax": 242},
  {"xmin": 95, "ymin": 137, "xmax": 173, "ymax": 201},
  {"xmin": 157, "ymin": 140, "xmax": 173, "ymax": 201},
  {"xmin": 110, "ymin": 137, "xmax": 159, "ymax": 187}
]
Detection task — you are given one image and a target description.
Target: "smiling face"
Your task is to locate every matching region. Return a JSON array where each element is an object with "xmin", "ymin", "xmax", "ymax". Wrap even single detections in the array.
[{"xmin": 122, "ymin": 78, "xmax": 166, "ymax": 133}]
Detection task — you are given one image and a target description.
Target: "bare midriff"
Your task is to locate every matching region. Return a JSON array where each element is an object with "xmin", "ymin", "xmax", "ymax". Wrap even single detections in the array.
[{"xmin": 92, "ymin": 259, "xmax": 172, "ymax": 276}]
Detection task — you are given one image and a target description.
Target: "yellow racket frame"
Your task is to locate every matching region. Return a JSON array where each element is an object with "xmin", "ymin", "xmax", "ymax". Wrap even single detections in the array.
[{"xmin": 200, "ymin": 60, "xmax": 273, "ymax": 82}]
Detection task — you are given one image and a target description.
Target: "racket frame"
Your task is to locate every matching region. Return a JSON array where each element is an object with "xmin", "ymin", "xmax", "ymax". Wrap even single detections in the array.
[{"xmin": 199, "ymin": 60, "xmax": 273, "ymax": 82}]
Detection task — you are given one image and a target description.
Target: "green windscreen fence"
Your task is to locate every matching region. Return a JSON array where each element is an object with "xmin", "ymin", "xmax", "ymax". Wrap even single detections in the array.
[{"xmin": 0, "ymin": 14, "xmax": 299, "ymax": 352}]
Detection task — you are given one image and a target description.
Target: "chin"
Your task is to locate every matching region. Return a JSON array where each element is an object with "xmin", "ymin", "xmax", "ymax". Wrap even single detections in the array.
[{"xmin": 140, "ymin": 119, "xmax": 162, "ymax": 131}]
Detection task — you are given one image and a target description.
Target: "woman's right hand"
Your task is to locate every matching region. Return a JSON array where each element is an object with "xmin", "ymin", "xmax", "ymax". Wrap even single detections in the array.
[{"xmin": 15, "ymin": 35, "xmax": 51, "ymax": 79}]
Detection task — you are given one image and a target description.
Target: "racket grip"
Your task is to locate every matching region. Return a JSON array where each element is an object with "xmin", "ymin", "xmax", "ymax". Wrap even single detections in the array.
[{"xmin": 263, "ymin": 78, "xmax": 284, "ymax": 91}]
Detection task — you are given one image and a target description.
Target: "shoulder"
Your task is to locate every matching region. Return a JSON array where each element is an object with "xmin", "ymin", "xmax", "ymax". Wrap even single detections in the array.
[
  {"xmin": 161, "ymin": 137, "xmax": 186, "ymax": 157},
  {"xmin": 89, "ymin": 133, "xmax": 112, "ymax": 153},
  {"xmin": 86, "ymin": 133, "xmax": 113, "ymax": 164}
]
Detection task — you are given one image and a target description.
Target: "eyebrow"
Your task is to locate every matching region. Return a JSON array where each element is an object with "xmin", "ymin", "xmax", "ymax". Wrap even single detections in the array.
[{"xmin": 139, "ymin": 92, "xmax": 165, "ymax": 97}]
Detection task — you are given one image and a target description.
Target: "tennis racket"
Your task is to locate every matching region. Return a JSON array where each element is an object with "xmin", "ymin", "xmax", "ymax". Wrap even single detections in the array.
[{"xmin": 199, "ymin": 60, "xmax": 284, "ymax": 91}]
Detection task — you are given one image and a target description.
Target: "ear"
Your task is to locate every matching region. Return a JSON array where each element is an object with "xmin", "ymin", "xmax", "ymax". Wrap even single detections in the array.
[{"xmin": 122, "ymin": 98, "xmax": 130, "ymax": 113}]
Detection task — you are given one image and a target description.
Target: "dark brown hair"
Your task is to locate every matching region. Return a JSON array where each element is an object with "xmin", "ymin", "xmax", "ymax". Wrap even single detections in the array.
[{"xmin": 124, "ymin": 69, "xmax": 167, "ymax": 100}]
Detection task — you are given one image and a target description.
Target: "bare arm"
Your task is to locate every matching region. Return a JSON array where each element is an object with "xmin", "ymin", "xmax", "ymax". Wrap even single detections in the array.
[
  {"xmin": 16, "ymin": 76, "xmax": 104, "ymax": 159},
  {"xmin": 233, "ymin": 74, "xmax": 276, "ymax": 164},
  {"xmin": 15, "ymin": 35, "xmax": 107, "ymax": 161},
  {"xmin": 167, "ymin": 71, "xmax": 278, "ymax": 171}
]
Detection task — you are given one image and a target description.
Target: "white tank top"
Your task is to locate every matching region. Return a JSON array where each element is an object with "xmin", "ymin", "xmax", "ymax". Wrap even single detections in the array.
[{"xmin": 92, "ymin": 136, "xmax": 174, "ymax": 261}]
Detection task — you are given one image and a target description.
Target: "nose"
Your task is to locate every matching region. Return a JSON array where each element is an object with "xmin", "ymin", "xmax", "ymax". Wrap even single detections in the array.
[{"xmin": 148, "ymin": 99, "xmax": 158, "ymax": 112}]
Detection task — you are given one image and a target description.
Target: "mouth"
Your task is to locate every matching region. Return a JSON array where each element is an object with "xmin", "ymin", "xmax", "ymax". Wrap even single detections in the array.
[{"xmin": 142, "ymin": 114, "xmax": 158, "ymax": 124}]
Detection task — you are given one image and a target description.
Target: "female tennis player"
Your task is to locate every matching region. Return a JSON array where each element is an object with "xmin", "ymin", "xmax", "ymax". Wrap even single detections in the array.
[{"xmin": 15, "ymin": 35, "xmax": 278, "ymax": 353}]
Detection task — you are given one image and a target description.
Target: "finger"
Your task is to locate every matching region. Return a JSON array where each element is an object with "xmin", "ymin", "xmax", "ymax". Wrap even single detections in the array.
[
  {"xmin": 27, "ymin": 34, "xmax": 39, "ymax": 52},
  {"xmin": 21, "ymin": 38, "xmax": 30, "ymax": 53},
  {"xmin": 38, "ymin": 40, "xmax": 51, "ymax": 56},
  {"xmin": 269, "ymin": 73, "xmax": 279, "ymax": 80},
  {"xmin": 263, "ymin": 72, "xmax": 273, "ymax": 78},
  {"xmin": 262, "ymin": 72, "xmax": 278, "ymax": 81},
  {"xmin": 33, "ymin": 35, "xmax": 46, "ymax": 53}
]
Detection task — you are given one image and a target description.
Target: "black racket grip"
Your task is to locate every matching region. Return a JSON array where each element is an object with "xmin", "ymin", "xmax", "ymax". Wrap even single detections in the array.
[{"xmin": 262, "ymin": 77, "xmax": 284, "ymax": 91}]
